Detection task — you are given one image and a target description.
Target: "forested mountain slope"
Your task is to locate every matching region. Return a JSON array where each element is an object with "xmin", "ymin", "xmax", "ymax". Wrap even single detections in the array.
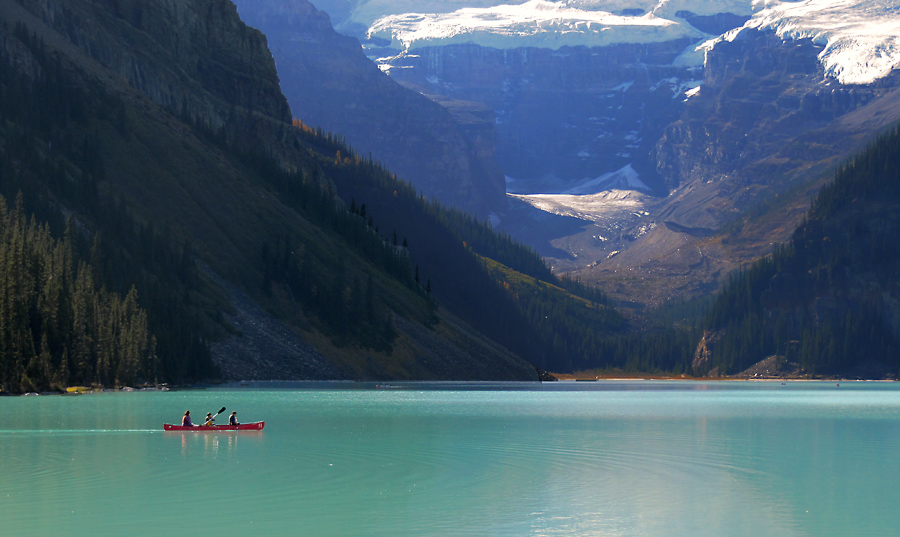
[
  {"xmin": 0, "ymin": 0, "xmax": 636, "ymax": 391},
  {"xmin": 694, "ymin": 127, "xmax": 900, "ymax": 379},
  {"xmin": 0, "ymin": 0, "xmax": 538, "ymax": 390}
]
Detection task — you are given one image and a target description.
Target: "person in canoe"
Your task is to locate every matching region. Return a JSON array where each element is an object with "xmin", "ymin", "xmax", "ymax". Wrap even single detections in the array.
[
  {"xmin": 204, "ymin": 412, "xmax": 215, "ymax": 426},
  {"xmin": 182, "ymin": 410, "xmax": 196, "ymax": 427},
  {"xmin": 229, "ymin": 411, "xmax": 239, "ymax": 426}
]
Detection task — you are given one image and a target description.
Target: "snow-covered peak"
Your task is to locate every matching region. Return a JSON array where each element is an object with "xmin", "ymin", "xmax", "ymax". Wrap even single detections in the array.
[
  {"xmin": 357, "ymin": 0, "xmax": 900, "ymax": 85},
  {"xmin": 704, "ymin": 0, "xmax": 900, "ymax": 85},
  {"xmin": 366, "ymin": 0, "xmax": 709, "ymax": 51},
  {"xmin": 351, "ymin": 0, "xmax": 754, "ymax": 28}
]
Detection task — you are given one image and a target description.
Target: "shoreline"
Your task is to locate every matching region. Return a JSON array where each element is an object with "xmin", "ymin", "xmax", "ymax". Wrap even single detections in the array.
[
  {"xmin": 5, "ymin": 376, "xmax": 896, "ymax": 395},
  {"xmin": 551, "ymin": 372, "xmax": 897, "ymax": 382}
]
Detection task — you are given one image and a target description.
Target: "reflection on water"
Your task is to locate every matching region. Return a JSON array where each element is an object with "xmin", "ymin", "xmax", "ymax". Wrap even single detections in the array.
[
  {"xmin": 1, "ymin": 382, "xmax": 899, "ymax": 537},
  {"xmin": 166, "ymin": 430, "xmax": 265, "ymax": 457}
]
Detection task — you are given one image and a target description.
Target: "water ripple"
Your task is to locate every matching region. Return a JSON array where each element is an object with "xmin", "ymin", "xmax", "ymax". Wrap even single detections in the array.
[
  {"xmin": 0, "ymin": 429, "xmax": 158, "ymax": 435},
  {"xmin": 3, "ymin": 385, "xmax": 900, "ymax": 537}
]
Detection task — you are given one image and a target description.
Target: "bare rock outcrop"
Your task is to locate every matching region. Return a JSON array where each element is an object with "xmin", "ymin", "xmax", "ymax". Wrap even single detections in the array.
[
  {"xmin": 692, "ymin": 330, "xmax": 722, "ymax": 377},
  {"xmin": 14, "ymin": 0, "xmax": 294, "ymax": 151}
]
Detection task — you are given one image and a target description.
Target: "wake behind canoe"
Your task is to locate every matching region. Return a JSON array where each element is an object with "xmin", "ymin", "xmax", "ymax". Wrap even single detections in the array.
[{"xmin": 163, "ymin": 421, "xmax": 265, "ymax": 431}]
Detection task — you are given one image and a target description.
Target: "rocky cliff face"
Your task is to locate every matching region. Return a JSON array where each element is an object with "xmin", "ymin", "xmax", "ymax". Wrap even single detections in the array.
[
  {"xmin": 691, "ymin": 330, "xmax": 722, "ymax": 377},
  {"xmin": 13, "ymin": 0, "xmax": 294, "ymax": 150},
  {"xmin": 232, "ymin": 0, "xmax": 507, "ymax": 217},
  {"xmin": 383, "ymin": 41, "xmax": 698, "ymax": 194},
  {"xmin": 654, "ymin": 28, "xmax": 900, "ymax": 229},
  {"xmin": 577, "ymin": 28, "xmax": 900, "ymax": 309}
]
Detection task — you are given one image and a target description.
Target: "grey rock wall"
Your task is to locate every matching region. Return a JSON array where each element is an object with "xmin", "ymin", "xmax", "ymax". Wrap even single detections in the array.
[
  {"xmin": 654, "ymin": 29, "xmax": 900, "ymax": 229},
  {"xmin": 383, "ymin": 41, "xmax": 698, "ymax": 193},
  {"xmin": 15, "ymin": 0, "xmax": 291, "ymax": 141}
]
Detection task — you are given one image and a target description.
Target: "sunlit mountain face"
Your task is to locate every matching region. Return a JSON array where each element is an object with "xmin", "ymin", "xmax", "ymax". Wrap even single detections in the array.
[
  {"xmin": 335, "ymin": 1, "xmax": 899, "ymax": 86},
  {"xmin": 252, "ymin": 1, "xmax": 900, "ymax": 305},
  {"xmin": 332, "ymin": 0, "xmax": 899, "ymax": 195}
]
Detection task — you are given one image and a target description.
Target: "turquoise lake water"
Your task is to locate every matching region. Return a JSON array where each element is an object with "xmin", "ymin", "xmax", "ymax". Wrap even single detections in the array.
[{"xmin": 2, "ymin": 381, "xmax": 899, "ymax": 536}]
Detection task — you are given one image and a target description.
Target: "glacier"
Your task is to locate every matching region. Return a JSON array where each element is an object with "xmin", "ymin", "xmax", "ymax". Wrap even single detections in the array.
[
  {"xmin": 509, "ymin": 188, "xmax": 651, "ymax": 224},
  {"xmin": 719, "ymin": 0, "xmax": 900, "ymax": 85},
  {"xmin": 366, "ymin": 0, "xmax": 707, "ymax": 52},
  {"xmin": 357, "ymin": 0, "xmax": 900, "ymax": 85}
]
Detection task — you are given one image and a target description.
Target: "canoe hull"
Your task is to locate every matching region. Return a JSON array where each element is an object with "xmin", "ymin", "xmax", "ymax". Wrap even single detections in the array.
[{"xmin": 163, "ymin": 421, "xmax": 265, "ymax": 431}]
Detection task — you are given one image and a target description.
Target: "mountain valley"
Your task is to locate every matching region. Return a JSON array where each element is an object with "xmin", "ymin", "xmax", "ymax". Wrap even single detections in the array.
[
  {"xmin": 1, "ymin": 0, "xmax": 899, "ymax": 390},
  {"xmin": 278, "ymin": 0, "xmax": 900, "ymax": 310}
]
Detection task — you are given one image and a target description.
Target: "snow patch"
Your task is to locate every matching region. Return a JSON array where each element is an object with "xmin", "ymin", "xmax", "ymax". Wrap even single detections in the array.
[
  {"xmin": 352, "ymin": 0, "xmax": 755, "ymax": 29},
  {"xmin": 358, "ymin": 0, "xmax": 900, "ymax": 86},
  {"xmin": 704, "ymin": 0, "xmax": 900, "ymax": 85},
  {"xmin": 366, "ymin": 0, "xmax": 709, "ymax": 51},
  {"xmin": 357, "ymin": 2, "xmax": 759, "ymax": 75},
  {"xmin": 510, "ymin": 189, "xmax": 649, "ymax": 223},
  {"xmin": 563, "ymin": 164, "xmax": 651, "ymax": 195}
]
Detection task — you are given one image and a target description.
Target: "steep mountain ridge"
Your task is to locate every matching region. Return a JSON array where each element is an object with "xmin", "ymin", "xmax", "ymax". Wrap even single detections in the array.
[
  {"xmin": 0, "ymin": 0, "xmax": 544, "ymax": 383},
  {"xmin": 232, "ymin": 0, "xmax": 507, "ymax": 217},
  {"xmin": 12, "ymin": 0, "xmax": 294, "ymax": 152},
  {"xmin": 1, "ymin": 0, "xmax": 318, "ymax": 286}
]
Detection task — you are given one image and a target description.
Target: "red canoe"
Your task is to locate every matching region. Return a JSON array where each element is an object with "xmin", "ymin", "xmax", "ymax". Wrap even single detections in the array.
[{"xmin": 163, "ymin": 421, "xmax": 265, "ymax": 431}]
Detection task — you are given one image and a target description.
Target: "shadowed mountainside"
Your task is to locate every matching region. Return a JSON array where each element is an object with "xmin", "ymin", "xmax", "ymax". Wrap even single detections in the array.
[
  {"xmin": 0, "ymin": 0, "xmax": 541, "ymax": 384},
  {"xmin": 232, "ymin": 0, "xmax": 507, "ymax": 217}
]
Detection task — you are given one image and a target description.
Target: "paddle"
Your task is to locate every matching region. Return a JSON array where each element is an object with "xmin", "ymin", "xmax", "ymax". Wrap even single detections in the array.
[{"xmin": 205, "ymin": 406, "xmax": 226, "ymax": 426}]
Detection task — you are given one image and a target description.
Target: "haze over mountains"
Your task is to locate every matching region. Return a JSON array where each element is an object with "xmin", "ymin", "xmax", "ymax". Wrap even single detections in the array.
[{"xmin": 245, "ymin": 0, "xmax": 900, "ymax": 308}]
